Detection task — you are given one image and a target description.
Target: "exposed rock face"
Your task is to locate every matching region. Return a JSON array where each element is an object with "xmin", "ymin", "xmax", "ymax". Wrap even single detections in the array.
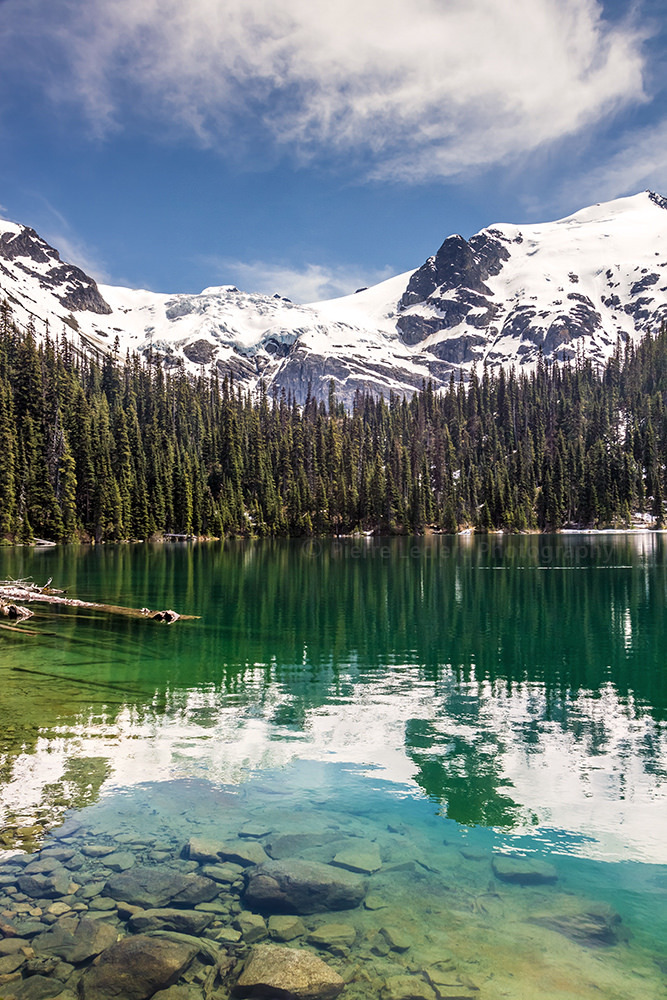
[
  {"xmin": 400, "ymin": 232, "xmax": 511, "ymax": 309},
  {"xmin": 78, "ymin": 934, "xmax": 198, "ymax": 1000},
  {"xmin": 235, "ymin": 943, "xmax": 345, "ymax": 1000},
  {"xmin": 244, "ymin": 859, "xmax": 367, "ymax": 914},
  {"xmin": 0, "ymin": 227, "xmax": 111, "ymax": 315},
  {"xmin": 2, "ymin": 190, "xmax": 667, "ymax": 402}
]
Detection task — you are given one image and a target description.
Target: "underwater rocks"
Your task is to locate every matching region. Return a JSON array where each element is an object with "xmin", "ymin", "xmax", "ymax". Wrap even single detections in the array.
[
  {"xmin": 105, "ymin": 867, "xmax": 220, "ymax": 909},
  {"xmin": 307, "ymin": 922, "xmax": 356, "ymax": 956},
  {"xmin": 129, "ymin": 908, "xmax": 215, "ymax": 935},
  {"xmin": 182, "ymin": 838, "xmax": 268, "ymax": 868},
  {"xmin": 0, "ymin": 798, "xmax": 649, "ymax": 1000},
  {"xmin": 528, "ymin": 903, "xmax": 624, "ymax": 947},
  {"xmin": 16, "ymin": 871, "xmax": 72, "ymax": 899},
  {"xmin": 78, "ymin": 933, "xmax": 198, "ymax": 1000},
  {"xmin": 331, "ymin": 844, "xmax": 382, "ymax": 876},
  {"xmin": 32, "ymin": 916, "xmax": 117, "ymax": 963},
  {"xmin": 268, "ymin": 914, "xmax": 306, "ymax": 942},
  {"xmin": 235, "ymin": 943, "xmax": 345, "ymax": 1000},
  {"xmin": 381, "ymin": 974, "xmax": 437, "ymax": 1000},
  {"xmin": 491, "ymin": 854, "xmax": 558, "ymax": 886},
  {"xmin": 244, "ymin": 860, "xmax": 368, "ymax": 914}
]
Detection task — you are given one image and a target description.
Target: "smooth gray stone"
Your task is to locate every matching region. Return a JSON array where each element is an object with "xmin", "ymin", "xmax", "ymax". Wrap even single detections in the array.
[
  {"xmin": 0, "ymin": 951, "xmax": 27, "ymax": 974},
  {"xmin": 9, "ymin": 920, "xmax": 45, "ymax": 938},
  {"xmin": 103, "ymin": 851, "xmax": 136, "ymax": 872},
  {"xmin": 129, "ymin": 907, "xmax": 214, "ymax": 935},
  {"xmin": 244, "ymin": 859, "xmax": 367, "ymax": 914},
  {"xmin": 492, "ymin": 854, "xmax": 558, "ymax": 886},
  {"xmin": 2, "ymin": 974, "xmax": 66, "ymax": 999},
  {"xmin": 104, "ymin": 866, "xmax": 219, "ymax": 909},
  {"xmin": 32, "ymin": 916, "xmax": 118, "ymax": 964},
  {"xmin": 16, "ymin": 871, "xmax": 71, "ymax": 899},
  {"xmin": 77, "ymin": 882, "xmax": 106, "ymax": 901}
]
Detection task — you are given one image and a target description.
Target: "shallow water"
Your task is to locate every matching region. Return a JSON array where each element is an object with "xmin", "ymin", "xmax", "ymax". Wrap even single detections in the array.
[{"xmin": 0, "ymin": 536, "xmax": 666, "ymax": 998}]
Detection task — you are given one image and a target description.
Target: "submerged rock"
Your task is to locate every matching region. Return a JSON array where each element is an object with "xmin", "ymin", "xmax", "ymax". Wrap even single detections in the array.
[
  {"xmin": 218, "ymin": 841, "xmax": 269, "ymax": 868},
  {"xmin": 16, "ymin": 870, "xmax": 71, "ymax": 899},
  {"xmin": 201, "ymin": 862, "xmax": 244, "ymax": 885},
  {"xmin": 491, "ymin": 854, "xmax": 558, "ymax": 886},
  {"xmin": 264, "ymin": 834, "xmax": 339, "ymax": 861},
  {"xmin": 268, "ymin": 915, "xmax": 306, "ymax": 942},
  {"xmin": 422, "ymin": 965, "xmax": 475, "ymax": 1000},
  {"xmin": 129, "ymin": 907, "xmax": 214, "ymax": 935},
  {"xmin": 0, "ymin": 951, "xmax": 27, "ymax": 975},
  {"xmin": 235, "ymin": 943, "xmax": 345, "ymax": 1000},
  {"xmin": 103, "ymin": 851, "xmax": 136, "ymax": 872},
  {"xmin": 236, "ymin": 911, "xmax": 268, "ymax": 943},
  {"xmin": 104, "ymin": 866, "xmax": 220, "ymax": 908},
  {"xmin": 331, "ymin": 843, "xmax": 381, "ymax": 875},
  {"xmin": 381, "ymin": 974, "xmax": 437, "ymax": 1000},
  {"xmin": 308, "ymin": 922, "xmax": 356, "ymax": 956},
  {"xmin": 2, "ymin": 974, "xmax": 69, "ymax": 999},
  {"xmin": 181, "ymin": 838, "xmax": 225, "ymax": 864},
  {"xmin": 32, "ymin": 916, "xmax": 117, "ymax": 964},
  {"xmin": 529, "ymin": 905, "xmax": 623, "ymax": 947},
  {"xmin": 379, "ymin": 927, "xmax": 411, "ymax": 953},
  {"xmin": 244, "ymin": 859, "xmax": 367, "ymax": 914},
  {"xmin": 182, "ymin": 837, "xmax": 268, "ymax": 867},
  {"xmin": 78, "ymin": 933, "xmax": 198, "ymax": 1000},
  {"xmin": 152, "ymin": 987, "xmax": 206, "ymax": 1000}
]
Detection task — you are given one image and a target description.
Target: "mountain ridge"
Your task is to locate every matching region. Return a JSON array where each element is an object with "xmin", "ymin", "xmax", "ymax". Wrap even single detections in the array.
[{"xmin": 1, "ymin": 191, "xmax": 666, "ymax": 403}]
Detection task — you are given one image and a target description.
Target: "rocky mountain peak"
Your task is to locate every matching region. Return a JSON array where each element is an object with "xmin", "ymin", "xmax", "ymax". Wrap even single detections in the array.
[
  {"xmin": 0, "ymin": 191, "xmax": 666, "ymax": 403},
  {"xmin": 0, "ymin": 222, "xmax": 111, "ymax": 315}
]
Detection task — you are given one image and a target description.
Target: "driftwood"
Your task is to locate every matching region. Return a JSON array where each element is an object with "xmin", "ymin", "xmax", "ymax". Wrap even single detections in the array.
[{"xmin": 0, "ymin": 578, "xmax": 196, "ymax": 626}]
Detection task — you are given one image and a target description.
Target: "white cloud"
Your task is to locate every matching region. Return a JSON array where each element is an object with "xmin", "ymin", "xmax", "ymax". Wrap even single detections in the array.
[
  {"xmin": 1, "ymin": 0, "xmax": 649, "ymax": 181},
  {"xmin": 204, "ymin": 257, "xmax": 394, "ymax": 303}
]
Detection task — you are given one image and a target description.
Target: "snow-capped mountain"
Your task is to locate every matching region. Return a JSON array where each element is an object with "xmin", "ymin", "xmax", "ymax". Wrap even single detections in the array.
[{"xmin": 1, "ymin": 191, "xmax": 667, "ymax": 403}]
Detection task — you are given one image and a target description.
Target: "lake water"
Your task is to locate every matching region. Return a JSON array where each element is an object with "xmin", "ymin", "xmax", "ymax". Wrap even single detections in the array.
[{"xmin": 0, "ymin": 536, "xmax": 666, "ymax": 999}]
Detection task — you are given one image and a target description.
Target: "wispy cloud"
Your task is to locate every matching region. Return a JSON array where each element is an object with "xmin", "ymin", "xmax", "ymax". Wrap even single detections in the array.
[
  {"xmin": 29, "ymin": 197, "xmax": 112, "ymax": 282},
  {"xmin": 204, "ymin": 257, "xmax": 395, "ymax": 303},
  {"xmin": 0, "ymin": 0, "xmax": 650, "ymax": 181},
  {"xmin": 554, "ymin": 116, "xmax": 667, "ymax": 208}
]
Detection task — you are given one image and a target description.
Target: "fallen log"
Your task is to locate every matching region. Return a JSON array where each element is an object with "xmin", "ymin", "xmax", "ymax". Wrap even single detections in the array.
[
  {"xmin": 0, "ymin": 601, "xmax": 33, "ymax": 621},
  {"xmin": 0, "ymin": 578, "xmax": 196, "ymax": 625}
]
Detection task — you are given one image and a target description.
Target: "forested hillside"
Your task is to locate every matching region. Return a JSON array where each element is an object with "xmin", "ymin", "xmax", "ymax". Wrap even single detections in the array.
[{"xmin": 1, "ymin": 301, "xmax": 666, "ymax": 542}]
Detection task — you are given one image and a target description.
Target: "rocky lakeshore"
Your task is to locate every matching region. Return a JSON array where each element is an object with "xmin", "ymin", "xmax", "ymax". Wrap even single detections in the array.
[{"xmin": 0, "ymin": 786, "xmax": 648, "ymax": 1000}]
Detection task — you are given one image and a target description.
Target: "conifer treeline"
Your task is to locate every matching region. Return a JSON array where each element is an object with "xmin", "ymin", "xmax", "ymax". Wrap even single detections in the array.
[{"xmin": 1, "ymin": 300, "xmax": 666, "ymax": 542}]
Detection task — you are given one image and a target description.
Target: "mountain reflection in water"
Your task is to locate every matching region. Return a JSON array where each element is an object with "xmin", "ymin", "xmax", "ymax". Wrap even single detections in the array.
[{"xmin": 0, "ymin": 535, "xmax": 665, "ymax": 864}]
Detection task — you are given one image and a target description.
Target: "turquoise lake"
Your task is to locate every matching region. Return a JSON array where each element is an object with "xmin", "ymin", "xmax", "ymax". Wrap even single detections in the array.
[{"xmin": 0, "ymin": 535, "xmax": 665, "ymax": 999}]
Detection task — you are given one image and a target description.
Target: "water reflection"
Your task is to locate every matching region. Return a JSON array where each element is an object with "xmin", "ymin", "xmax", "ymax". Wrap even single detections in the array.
[{"xmin": 0, "ymin": 535, "xmax": 665, "ymax": 861}]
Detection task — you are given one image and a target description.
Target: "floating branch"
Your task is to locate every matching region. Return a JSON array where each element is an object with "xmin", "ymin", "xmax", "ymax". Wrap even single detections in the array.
[{"xmin": 0, "ymin": 578, "xmax": 196, "ymax": 626}]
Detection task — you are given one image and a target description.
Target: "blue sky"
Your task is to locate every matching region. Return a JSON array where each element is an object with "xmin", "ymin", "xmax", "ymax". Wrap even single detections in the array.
[{"xmin": 0, "ymin": 0, "xmax": 666, "ymax": 301}]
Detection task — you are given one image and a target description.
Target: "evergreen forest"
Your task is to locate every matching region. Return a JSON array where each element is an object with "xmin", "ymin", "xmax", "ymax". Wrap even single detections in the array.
[{"xmin": 1, "ymin": 300, "xmax": 666, "ymax": 543}]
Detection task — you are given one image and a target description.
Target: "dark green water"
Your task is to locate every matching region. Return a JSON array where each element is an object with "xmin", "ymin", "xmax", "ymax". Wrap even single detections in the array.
[{"xmin": 0, "ymin": 535, "xmax": 666, "ymax": 999}]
